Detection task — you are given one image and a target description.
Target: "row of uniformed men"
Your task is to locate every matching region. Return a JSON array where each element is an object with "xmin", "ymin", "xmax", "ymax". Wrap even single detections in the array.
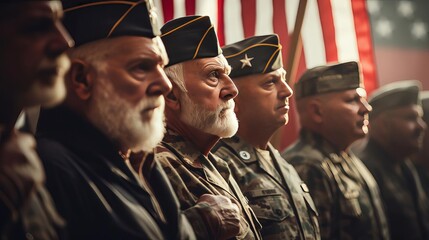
[{"xmin": 1, "ymin": 0, "xmax": 428, "ymax": 239}]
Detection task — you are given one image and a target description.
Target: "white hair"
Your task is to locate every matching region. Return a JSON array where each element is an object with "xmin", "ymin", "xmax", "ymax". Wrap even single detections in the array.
[{"xmin": 163, "ymin": 62, "xmax": 187, "ymax": 93}]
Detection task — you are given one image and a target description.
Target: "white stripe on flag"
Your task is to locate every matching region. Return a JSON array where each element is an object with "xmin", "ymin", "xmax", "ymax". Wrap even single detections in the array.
[
  {"xmin": 153, "ymin": 0, "xmax": 164, "ymax": 24},
  {"xmin": 286, "ymin": 0, "xmax": 299, "ymax": 33},
  {"xmin": 173, "ymin": 0, "xmax": 186, "ymax": 18},
  {"xmin": 331, "ymin": 0, "xmax": 359, "ymax": 62},
  {"xmin": 301, "ymin": 0, "xmax": 327, "ymax": 68},
  {"xmin": 224, "ymin": 0, "xmax": 244, "ymax": 44},
  {"xmin": 196, "ymin": 0, "xmax": 218, "ymax": 29},
  {"xmin": 255, "ymin": 0, "xmax": 274, "ymax": 35}
]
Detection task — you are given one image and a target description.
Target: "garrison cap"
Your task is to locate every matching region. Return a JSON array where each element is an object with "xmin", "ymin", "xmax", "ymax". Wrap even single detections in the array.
[
  {"xmin": 62, "ymin": 0, "xmax": 160, "ymax": 46},
  {"xmin": 369, "ymin": 80, "xmax": 422, "ymax": 118},
  {"xmin": 222, "ymin": 34, "xmax": 283, "ymax": 78},
  {"xmin": 295, "ymin": 61, "xmax": 362, "ymax": 100},
  {"xmin": 421, "ymin": 91, "xmax": 429, "ymax": 123},
  {"xmin": 161, "ymin": 15, "xmax": 222, "ymax": 67}
]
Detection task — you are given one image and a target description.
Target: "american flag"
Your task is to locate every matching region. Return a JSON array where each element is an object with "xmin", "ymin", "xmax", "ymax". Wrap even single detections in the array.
[
  {"xmin": 154, "ymin": 0, "xmax": 376, "ymax": 150},
  {"xmin": 368, "ymin": 0, "xmax": 429, "ymax": 91}
]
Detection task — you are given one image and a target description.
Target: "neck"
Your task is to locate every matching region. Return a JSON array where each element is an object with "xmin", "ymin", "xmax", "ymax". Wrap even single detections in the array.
[
  {"xmin": 370, "ymin": 135, "xmax": 409, "ymax": 161},
  {"xmin": 166, "ymin": 117, "xmax": 219, "ymax": 156},
  {"xmin": 0, "ymin": 96, "xmax": 22, "ymax": 135},
  {"xmin": 318, "ymin": 129, "xmax": 351, "ymax": 152},
  {"xmin": 412, "ymin": 152, "xmax": 429, "ymax": 169},
  {"xmin": 237, "ymin": 125, "xmax": 273, "ymax": 150}
]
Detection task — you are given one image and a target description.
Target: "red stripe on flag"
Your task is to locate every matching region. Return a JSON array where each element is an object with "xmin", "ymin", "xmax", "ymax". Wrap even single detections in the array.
[
  {"xmin": 317, "ymin": 0, "xmax": 338, "ymax": 62},
  {"xmin": 185, "ymin": 0, "xmax": 195, "ymax": 16},
  {"xmin": 351, "ymin": 0, "xmax": 378, "ymax": 95},
  {"xmin": 161, "ymin": 0, "xmax": 174, "ymax": 22},
  {"xmin": 241, "ymin": 0, "xmax": 256, "ymax": 37},
  {"xmin": 217, "ymin": 0, "xmax": 225, "ymax": 46}
]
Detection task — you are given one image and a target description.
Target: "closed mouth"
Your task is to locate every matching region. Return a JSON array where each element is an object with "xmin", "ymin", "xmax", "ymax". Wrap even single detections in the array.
[{"xmin": 277, "ymin": 104, "xmax": 289, "ymax": 110}]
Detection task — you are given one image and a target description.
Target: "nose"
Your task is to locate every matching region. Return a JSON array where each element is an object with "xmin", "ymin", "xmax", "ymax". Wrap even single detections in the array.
[
  {"xmin": 359, "ymin": 97, "xmax": 372, "ymax": 115},
  {"xmin": 279, "ymin": 81, "xmax": 293, "ymax": 99},
  {"xmin": 220, "ymin": 75, "xmax": 238, "ymax": 101},
  {"xmin": 147, "ymin": 65, "xmax": 173, "ymax": 97},
  {"xmin": 47, "ymin": 21, "xmax": 74, "ymax": 58}
]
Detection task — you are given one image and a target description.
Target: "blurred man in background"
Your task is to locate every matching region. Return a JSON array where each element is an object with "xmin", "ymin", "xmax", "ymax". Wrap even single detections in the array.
[
  {"xmin": 0, "ymin": 1, "xmax": 73, "ymax": 238},
  {"xmin": 358, "ymin": 80, "xmax": 429, "ymax": 240},
  {"xmin": 282, "ymin": 62, "xmax": 389, "ymax": 240},
  {"xmin": 413, "ymin": 91, "xmax": 429, "ymax": 197}
]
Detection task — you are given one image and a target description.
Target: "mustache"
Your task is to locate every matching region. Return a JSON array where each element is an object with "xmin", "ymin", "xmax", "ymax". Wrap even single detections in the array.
[
  {"xmin": 137, "ymin": 96, "xmax": 165, "ymax": 111},
  {"xmin": 219, "ymin": 100, "xmax": 235, "ymax": 111}
]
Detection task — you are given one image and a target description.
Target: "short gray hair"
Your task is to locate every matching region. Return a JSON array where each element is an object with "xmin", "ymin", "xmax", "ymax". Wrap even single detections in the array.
[{"xmin": 164, "ymin": 63, "xmax": 187, "ymax": 93}]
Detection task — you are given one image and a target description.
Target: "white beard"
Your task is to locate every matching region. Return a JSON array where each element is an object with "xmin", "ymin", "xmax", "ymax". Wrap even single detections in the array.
[
  {"xmin": 179, "ymin": 93, "xmax": 238, "ymax": 138},
  {"xmin": 87, "ymin": 78, "xmax": 165, "ymax": 152}
]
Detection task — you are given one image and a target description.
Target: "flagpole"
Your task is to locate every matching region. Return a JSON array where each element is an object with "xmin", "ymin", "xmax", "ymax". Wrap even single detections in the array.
[
  {"xmin": 286, "ymin": 0, "xmax": 307, "ymax": 85},
  {"xmin": 271, "ymin": 0, "xmax": 308, "ymax": 149}
]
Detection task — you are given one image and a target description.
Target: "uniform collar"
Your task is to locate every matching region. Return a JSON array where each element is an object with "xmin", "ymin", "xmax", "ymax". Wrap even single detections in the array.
[
  {"xmin": 162, "ymin": 128, "xmax": 208, "ymax": 168},
  {"xmin": 220, "ymin": 136, "xmax": 259, "ymax": 163}
]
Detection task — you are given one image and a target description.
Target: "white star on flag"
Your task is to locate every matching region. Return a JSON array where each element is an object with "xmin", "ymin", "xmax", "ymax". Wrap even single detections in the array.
[{"xmin": 240, "ymin": 54, "xmax": 254, "ymax": 68}]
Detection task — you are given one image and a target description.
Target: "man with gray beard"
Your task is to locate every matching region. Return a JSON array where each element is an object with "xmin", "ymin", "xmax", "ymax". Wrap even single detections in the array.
[
  {"xmin": 150, "ymin": 15, "xmax": 262, "ymax": 239},
  {"xmin": 35, "ymin": 0, "xmax": 195, "ymax": 239}
]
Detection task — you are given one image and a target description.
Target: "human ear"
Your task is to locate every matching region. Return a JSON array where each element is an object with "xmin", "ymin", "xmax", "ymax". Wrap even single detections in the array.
[
  {"xmin": 165, "ymin": 86, "xmax": 181, "ymax": 111},
  {"xmin": 309, "ymin": 99, "xmax": 324, "ymax": 124},
  {"xmin": 68, "ymin": 59, "xmax": 93, "ymax": 100}
]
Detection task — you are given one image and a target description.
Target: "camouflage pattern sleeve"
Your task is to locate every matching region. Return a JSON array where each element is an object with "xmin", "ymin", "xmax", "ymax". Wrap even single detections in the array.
[{"xmin": 290, "ymin": 158, "xmax": 335, "ymax": 239}]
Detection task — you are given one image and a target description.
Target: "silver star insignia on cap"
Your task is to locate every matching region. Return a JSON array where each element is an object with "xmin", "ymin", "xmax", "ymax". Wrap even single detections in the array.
[{"xmin": 240, "ymin": 54, "xmax": 254, "ymax": 69}]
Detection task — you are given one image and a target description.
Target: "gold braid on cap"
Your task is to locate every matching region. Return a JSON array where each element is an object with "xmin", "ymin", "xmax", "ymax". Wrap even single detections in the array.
[{"xmin": 64, "ymin": 0, "xmax": 154, "ymax": 39}]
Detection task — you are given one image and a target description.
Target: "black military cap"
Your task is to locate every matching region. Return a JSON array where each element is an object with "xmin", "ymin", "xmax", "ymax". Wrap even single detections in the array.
[
  {"xmin": 62, "ymin": 0, "xmax": 160, "ymax": 46},
  {"xmin": 161, "ymin": 15, "xmax": 222, "ymax": 67},
  {"xmin": 295, "ymin": 61, "xmax": 362, "ymax": 100},
  {"xmin": 369, "ymin": 80, "xmax": 422, "ymax": 118},
  {"xmin": 222, "ymin": 34, "xmax": 283, "ymax": 78}
]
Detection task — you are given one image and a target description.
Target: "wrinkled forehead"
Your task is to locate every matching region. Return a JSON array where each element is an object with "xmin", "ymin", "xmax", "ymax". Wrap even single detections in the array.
[{"xmin": 190, "ymin": 55, "xmax": 230, "ymax": 70}]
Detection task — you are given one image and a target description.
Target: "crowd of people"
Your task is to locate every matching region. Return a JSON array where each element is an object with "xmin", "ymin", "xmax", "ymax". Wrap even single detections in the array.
[{"xmin": 1, "ymin": 0, "xmax": 428, "ymax": 239}]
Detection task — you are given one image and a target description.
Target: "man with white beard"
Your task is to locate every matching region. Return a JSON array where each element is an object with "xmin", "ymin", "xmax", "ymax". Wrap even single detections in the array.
[
  {"xmin": 152, "ymin": 15, "xmax": 262, "ymax": 239},
  {"xmin": 35, "ymin": 0, "xmax": 195, "ymax": 239}
]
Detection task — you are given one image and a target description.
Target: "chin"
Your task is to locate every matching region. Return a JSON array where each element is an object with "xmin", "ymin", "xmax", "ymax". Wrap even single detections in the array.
[{"xmin": 21, "ymin": 79, "xmax": 66, "ymax": 108}]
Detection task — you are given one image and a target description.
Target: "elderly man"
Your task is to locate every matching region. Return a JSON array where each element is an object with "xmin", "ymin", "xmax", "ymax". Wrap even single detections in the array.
[
  {"xmin": 282, "ymin": 62, "xmax": 389, "ymax": 240},
  {"xmin": 35, "ymin": 0, "xmax": 195, "ymax": 239},
  {"xmin": 0, "ymin": 1, "xmax": 73, "ymax": 239},
  {"xmin": 152, "ymin": 15, "xmax": 262, "ymax": 239},
  {"xmin": 358, "ymin": 80, "xmax": 429, "ymax": 240},
  {"xmin": 212, "ymin": 34, "xmax": 320, "ymax": 240}
]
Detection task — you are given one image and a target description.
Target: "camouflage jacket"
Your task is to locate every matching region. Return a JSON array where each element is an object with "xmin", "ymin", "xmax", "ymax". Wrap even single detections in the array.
[
  {"xmin": 155, "ymin": 129, "xmax": 262, "ymax": 240},
  {"xmin": 358, "ymin": 138, "xmax": 429, "ymax": 240},
  {"xmin": 213, "ymin": 136, "xmax": 320, "ymax": 240},
  {"xmin": 282, "ymin": 130, "xmax": 390, "ymax": 240}
]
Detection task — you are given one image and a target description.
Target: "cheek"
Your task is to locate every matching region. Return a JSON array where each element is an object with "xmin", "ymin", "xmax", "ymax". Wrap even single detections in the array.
[
  {"xmin": 190, "ymin": 90, "xmax": 221, "ymax": 110},
  {"xmin": 104, "ymin": 73, "xmax": 147, "ymax": 103}
]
